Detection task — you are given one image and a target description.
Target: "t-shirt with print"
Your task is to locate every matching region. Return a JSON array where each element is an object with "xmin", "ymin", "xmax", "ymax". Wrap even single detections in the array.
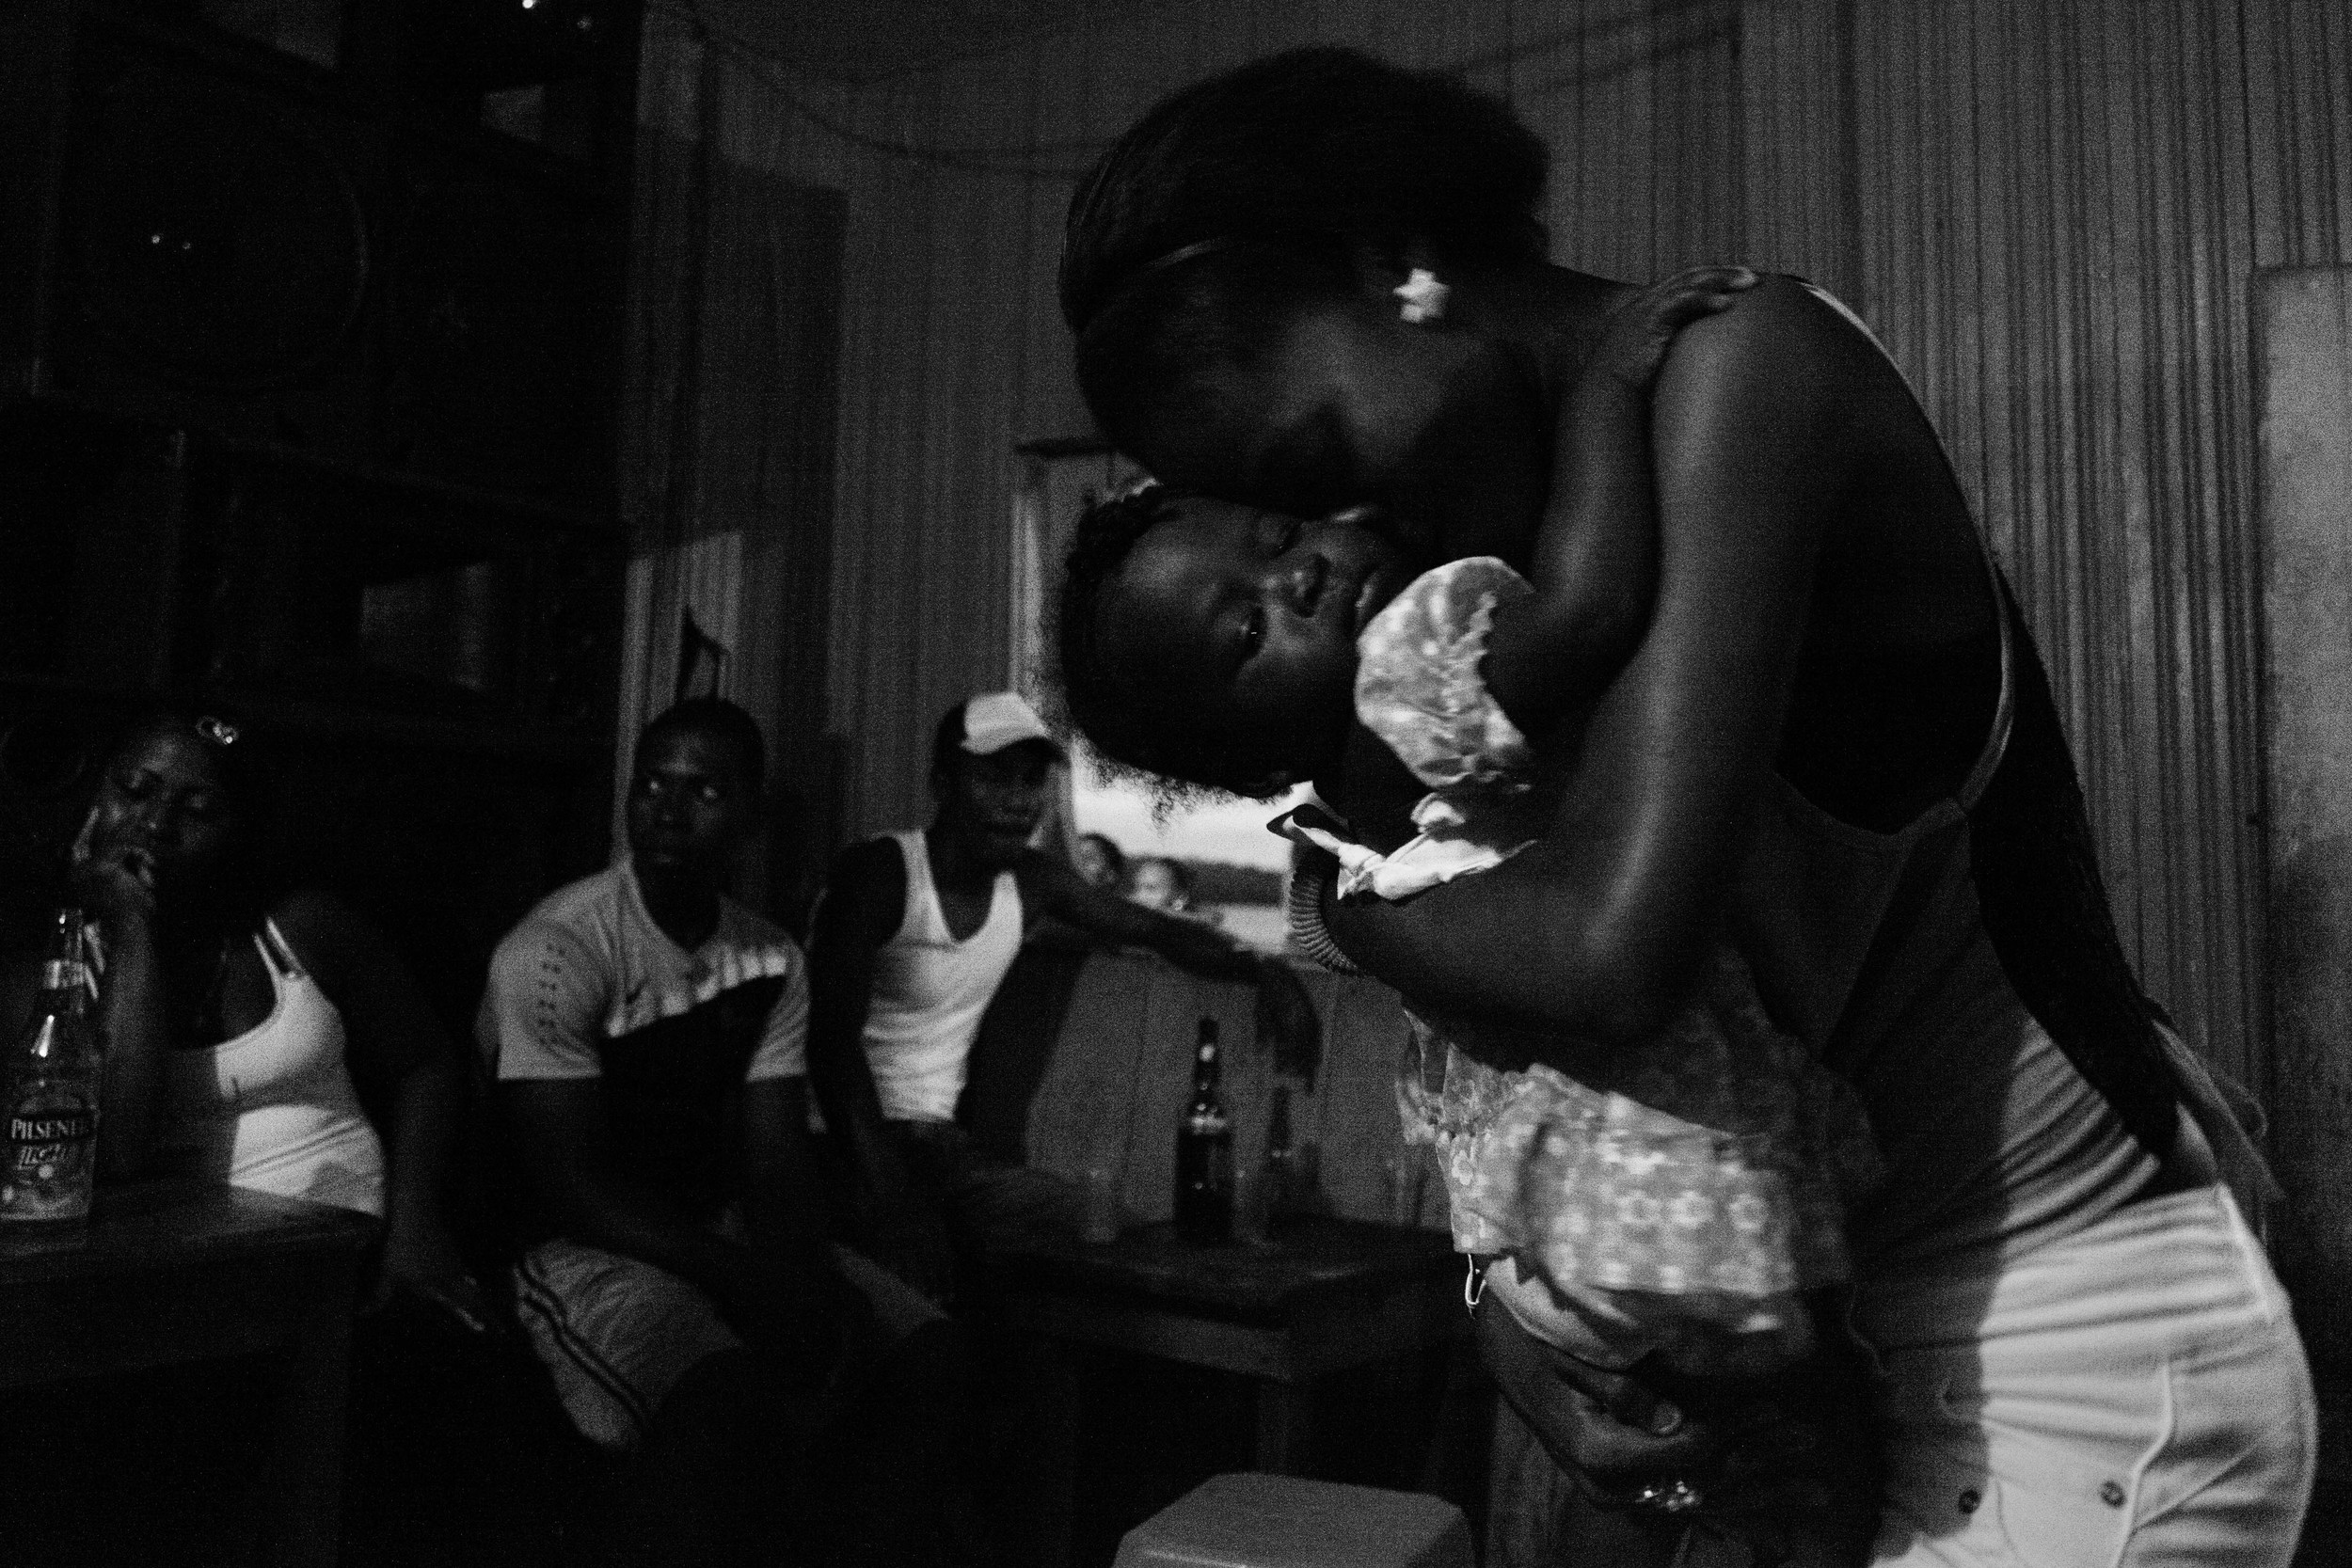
[{"xmin": 478, "ymin": 862, "xmax": 808, "ymax": 1227}]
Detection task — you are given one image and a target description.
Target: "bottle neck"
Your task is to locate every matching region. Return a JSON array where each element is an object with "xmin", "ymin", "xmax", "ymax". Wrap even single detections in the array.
[{"xmin": 35, "ymin": 915, "xmax": 91, "ymax": 1021}]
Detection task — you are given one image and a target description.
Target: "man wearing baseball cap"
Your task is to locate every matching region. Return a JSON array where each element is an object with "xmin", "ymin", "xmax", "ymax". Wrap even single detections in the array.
[{"xmin": 807, "ymin": 691, "xmax": 1317, "ymax": 1305}]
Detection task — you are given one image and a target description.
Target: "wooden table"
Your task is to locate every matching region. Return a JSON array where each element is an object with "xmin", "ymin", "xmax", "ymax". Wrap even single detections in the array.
[
  {"xmin": 993, "ymin": 1214, "xmax": 1461, "ymax": 1471},
  {"xmin": 0, "ymin": 1180, "xmax": 377, "ymax": 1567}
]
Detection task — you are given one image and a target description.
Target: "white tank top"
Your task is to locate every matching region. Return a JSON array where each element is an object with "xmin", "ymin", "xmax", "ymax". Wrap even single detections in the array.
[
  {"xmin": 861, "ymin": 830, "xmax": 1023, "ymax": 1122},
  {"xmin": 151, "ymin": 920, "xmax": 387, "ymax": 1216}
]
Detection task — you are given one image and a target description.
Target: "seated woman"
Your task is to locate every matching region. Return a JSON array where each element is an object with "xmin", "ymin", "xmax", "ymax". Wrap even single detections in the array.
[{"xmin": 1, "ymin": 711, "xmax": 485, "ymax": 1330}]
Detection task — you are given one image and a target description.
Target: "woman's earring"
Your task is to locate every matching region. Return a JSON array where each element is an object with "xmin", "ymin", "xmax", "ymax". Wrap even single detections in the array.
[{"xmin": 1393, "ymin": 268, "xmax": 1450, "ymax": 325}]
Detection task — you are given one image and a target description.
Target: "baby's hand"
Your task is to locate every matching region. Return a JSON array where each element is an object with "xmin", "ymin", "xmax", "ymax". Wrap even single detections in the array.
[{"xmin": 1591, "ymin": 264, "xmax": 1758, "ymax": 389}]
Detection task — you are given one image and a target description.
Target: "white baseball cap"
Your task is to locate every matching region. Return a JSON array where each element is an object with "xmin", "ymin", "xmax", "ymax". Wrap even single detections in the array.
[{"xmin": 960, "ymin": 691, "xmax": 1063, "ymax": 758}]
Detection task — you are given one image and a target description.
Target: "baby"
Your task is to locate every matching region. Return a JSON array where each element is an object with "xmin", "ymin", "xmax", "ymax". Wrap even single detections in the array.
[{"xmin": 1057, "ymin": 268, "xmax": 1881, "ymax": 1380}]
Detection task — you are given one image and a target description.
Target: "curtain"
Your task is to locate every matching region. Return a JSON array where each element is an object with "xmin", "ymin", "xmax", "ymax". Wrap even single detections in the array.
[
  {"xmin": 622, "ymin": 15, "xmax": 847, "ymax": 915},
  {"xmin": 628, "ymin": 0, "xmax": 2352, "ymax": 1091},
  {"xmin": 707, "ymin": 0, "xmax": 2346, "ymax": 1100}
]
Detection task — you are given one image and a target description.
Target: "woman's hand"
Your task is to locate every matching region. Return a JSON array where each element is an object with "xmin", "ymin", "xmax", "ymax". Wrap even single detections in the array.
[
  {"xmin": 854, "ymin": 1178, "xmax": 959, "ymax": 1304},
  {"xmin": 69, "ymin": 809, "xmax": 157, "ymax": 927},
  {"xmin": 1475, "ymin": 1290, "xmax": 1711, "ymax": 1483},
  {"xmin": 374, "ymin": 1215, "xmax": 495, "ymax": 1336},
  {"xmin": 718, "ymin": 1245, "xmax": 872, "ymax": 1367}
]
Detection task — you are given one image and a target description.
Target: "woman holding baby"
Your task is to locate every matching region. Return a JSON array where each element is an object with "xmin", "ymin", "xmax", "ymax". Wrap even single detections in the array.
[{"xmin": 1053, "ymin": 47, "xmax": 2312, "ymax": 1568}]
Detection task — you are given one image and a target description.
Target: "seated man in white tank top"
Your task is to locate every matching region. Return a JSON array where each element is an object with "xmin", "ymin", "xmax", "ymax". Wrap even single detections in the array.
[
  {"xmin": 808, "ymin": 691, "xmax": 1320, "ymax": 1306},
  {"xmin": 482, "ymin": 699, "xmax": 980, "ymax": 1566}
]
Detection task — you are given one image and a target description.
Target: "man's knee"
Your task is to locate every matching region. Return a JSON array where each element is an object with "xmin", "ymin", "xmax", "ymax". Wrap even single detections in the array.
[{"xmin": 652, "ymin": 1345, "xmax": 815, "ymax": 1450}]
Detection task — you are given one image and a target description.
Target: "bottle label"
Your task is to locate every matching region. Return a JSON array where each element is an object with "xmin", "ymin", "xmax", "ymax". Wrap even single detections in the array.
[
  {"xmin": 39, "ymin": 960, "xmax": 90, "ymax": 992},
  {"xmin": 9, "ymin": 1110, "xmax": 96, "ymax": 1144},
  {"xmin": 2, "ymin": 1101, "xmax": 98, "ymax": 1223}
]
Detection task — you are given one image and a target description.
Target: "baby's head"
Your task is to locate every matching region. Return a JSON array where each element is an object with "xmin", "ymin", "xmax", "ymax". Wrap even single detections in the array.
[{"xmin": 1058, "ymin": 483, "xmax": 1406, "ymax": 797}]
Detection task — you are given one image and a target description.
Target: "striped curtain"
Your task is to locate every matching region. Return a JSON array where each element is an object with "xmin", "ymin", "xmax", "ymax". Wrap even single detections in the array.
[
  {"xmin": 620, "ymin": 14, "xmax": 849, "ymax": 911},
  {"xmin": 650, "ymin": 0, "xmax": 2352, "ymax": 1094}
]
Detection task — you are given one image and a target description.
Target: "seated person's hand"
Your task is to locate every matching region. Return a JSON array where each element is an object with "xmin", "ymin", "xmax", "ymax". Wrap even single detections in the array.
[
  {"xmin": 856, "ymin": 1182, "xmax": 958, "ymax": 1305},
  {"xmin": 373, "ymin": 1216, "xmax": 494, "ymax": 1336},
  {"xmin": 724, "ymin": 1246, "xmax": 871, "ymax": 1367}
]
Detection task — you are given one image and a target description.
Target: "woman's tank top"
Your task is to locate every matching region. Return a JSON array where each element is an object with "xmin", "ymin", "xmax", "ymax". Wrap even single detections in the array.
[
  {"xmin": 1729, "ymin": 285, "xmax": 2203, "ymax": 1276},
  {"xmin": 151, "ymin": 920, "xmax": 386, "ymax": 1216},
  {"xmin": 860, "ymin": 830, "xmax": 1025, "ymax": 1123}
]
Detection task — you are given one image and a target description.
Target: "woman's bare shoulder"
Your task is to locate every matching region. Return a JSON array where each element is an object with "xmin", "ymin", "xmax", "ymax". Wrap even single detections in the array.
[
  {"xmin": 262, "ymin": 888, "xmax": 392, "ymax": 977},
  {"xmin": 1654, "ymin": 272, "xmax": 1884, "ymax": 405}
]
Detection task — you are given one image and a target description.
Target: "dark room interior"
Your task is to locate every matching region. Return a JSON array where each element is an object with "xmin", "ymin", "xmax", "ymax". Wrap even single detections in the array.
[{"xmin": 0, "ymin": 2, "xmax": 2347, "ymax": 1565}]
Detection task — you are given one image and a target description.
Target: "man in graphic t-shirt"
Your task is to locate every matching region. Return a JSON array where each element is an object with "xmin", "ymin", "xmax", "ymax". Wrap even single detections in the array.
[
  {"xmin": 807, "ymin": 691, "xmax": 1318, "ymax": 1304},
  {"xmin": 480, "ymin": 698, "xmax": 976, "ymax": 1567}
]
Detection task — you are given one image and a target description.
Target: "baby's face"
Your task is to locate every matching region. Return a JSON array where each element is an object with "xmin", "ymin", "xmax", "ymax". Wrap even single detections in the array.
[{"xmin": 1098, "ymin": 497, "xmax": 1406, "ymax": 779}]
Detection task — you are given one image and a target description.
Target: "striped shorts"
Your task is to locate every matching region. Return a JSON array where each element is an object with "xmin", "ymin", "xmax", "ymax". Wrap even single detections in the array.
[{"xmin": 513, "ymin": 1238, "xmax": 943, "ymax": 1450}]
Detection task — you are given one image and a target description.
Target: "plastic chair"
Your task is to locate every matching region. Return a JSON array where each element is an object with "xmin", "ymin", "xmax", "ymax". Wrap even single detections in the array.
[{"xmin": 1112, "ymin": 1473, "xmax": 1473, "ymax": 1568}]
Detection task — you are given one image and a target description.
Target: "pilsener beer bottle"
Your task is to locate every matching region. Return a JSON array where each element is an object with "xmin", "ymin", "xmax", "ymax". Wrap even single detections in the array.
[
  {"xmin": 1174, "ymin": 1018, "xmax": 1232, "ymax": 1243},
  {"xmin": 1, "ymin": 910, "xmax": 101, "ymax": 1227}
]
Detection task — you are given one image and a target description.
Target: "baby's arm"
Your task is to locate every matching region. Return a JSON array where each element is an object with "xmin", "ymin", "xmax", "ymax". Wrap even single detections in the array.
[{"xmin": 1482, "ymin": 266, "xmax": 1756, "ymax": 739}]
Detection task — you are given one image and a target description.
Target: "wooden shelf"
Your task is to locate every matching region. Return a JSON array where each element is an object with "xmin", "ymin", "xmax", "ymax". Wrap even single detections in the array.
[
  {"xmin": 210, "ymin": 687, "xmax": 607, "ymax": 761},
  {"xmin": 85, "ymin": 0, "xmax": 630, "ymax": 203},
  {"xmin": 190, "ymin": 426, "xmax": 621, "ymax": 543}
]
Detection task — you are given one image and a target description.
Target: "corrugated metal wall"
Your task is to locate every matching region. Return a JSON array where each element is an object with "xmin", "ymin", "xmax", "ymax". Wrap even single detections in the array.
[{"xmin": 661, "ymin": 0, "xmax": 2352, "ymax": 1089}]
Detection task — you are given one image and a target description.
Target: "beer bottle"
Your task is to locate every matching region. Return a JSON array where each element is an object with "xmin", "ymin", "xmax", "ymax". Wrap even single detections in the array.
[
  {"xmin": 1, "ymin": 910, "xmax": 101, "ymax": 1227},
  {"xmin": 1263, "ymin": 1082, "xmax": 1295, "ymax": 1221},
  {"xmin": 1174, "ymin": 1018, "xmax": 1232, "ymax": 1243}
]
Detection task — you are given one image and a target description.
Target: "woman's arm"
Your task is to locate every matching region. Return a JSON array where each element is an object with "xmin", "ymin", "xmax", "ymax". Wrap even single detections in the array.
[
  {"xmin": 1483, "ymin": 266, "xmax": 1756, "ymax": 741},
  {"xmin": 273, "ymin": 890, "xmax": 488, "ymax": 1330},
  {"xmin": 77, "ymin": 847, "xmax": 171, "ymax": 1183},
  {"xmin": 1327, "ymin": 277, "xmax": 1861, "ymax": 1049}
]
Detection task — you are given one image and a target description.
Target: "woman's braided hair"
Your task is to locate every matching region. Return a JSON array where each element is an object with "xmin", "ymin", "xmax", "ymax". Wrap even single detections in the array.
[{"xmin": 1055, "ymin": 483, "xmax": 1295, "ymax": 802}]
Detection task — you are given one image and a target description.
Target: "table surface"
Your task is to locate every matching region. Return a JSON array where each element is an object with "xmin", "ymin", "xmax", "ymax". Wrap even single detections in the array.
[
  {"xmin": 0, "ymin": 1180, "xmax": 375, "ymax": 1568},
  {"xmin": 988, "ymin": 1214, "xmax": 1457, "ymax": 1322},
  {"xmin": 0, "ymin": 1180, "xmax": 376, "ymax": 1286}
]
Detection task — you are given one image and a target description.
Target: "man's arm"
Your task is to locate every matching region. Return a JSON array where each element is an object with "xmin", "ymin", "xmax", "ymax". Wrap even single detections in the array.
[
  {"xmin": 803, "ymin": 839, "xmax": 955, "ymax": 1295},
  {"xmin": 738, "ymin": 958, "xmax": 833, "ymax": 1259},
  {"xmin": 504, "ymin": 1077, "xmax": 755, "ymax": 1291},
  {"xmin": 1020, "ymin": 849, "xmax": 1258, "ymax": 979},
  {"xmin": 1018, "ymin": 851, "xmax": 1321, "ymax": 1077},
  {"xmin": 741, "ymin": 1074, "xmax": 827, "ymax": 1255}
]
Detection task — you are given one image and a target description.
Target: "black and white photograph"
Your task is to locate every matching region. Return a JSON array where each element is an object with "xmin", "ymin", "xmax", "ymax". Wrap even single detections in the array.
[{"xmin": 0, "ymin": 1, "xmax": 2342, "ymax": 1564}]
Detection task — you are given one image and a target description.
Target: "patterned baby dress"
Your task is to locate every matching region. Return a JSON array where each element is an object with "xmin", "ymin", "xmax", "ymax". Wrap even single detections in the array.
[{"xmin": 1284, "ymin": 556, "xmax": 1883, "ymax": 1371}]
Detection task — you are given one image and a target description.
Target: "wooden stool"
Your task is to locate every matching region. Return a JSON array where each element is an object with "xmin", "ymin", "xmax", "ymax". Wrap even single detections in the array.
[{"xmin": 1112, "ymin": 1473, "xmax": 1473, "ymax": 1568}]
